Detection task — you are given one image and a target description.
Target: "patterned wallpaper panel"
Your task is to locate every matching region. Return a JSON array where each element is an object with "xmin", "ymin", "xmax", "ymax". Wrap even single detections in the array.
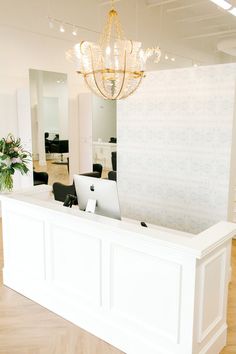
[{"xmin": 117, "ymin": 64, "xmax": 236, "ymax": 234}]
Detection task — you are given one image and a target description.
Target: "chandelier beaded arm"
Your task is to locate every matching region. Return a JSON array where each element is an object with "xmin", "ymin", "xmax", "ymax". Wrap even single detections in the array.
[{"xmin": 66, "ymin": 2, "xmax": 161, "ymax": 100}]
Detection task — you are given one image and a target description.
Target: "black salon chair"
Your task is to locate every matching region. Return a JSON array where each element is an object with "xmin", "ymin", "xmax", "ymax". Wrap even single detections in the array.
[
  {"xmin": 45, "ymin": 133, "xmax": 60, "ymax": 154},
  {"xmin": 50, "ymin": 140, "xmax": 69, "ymax": 162},
  {"xmin": 93, "ymin": 163, "xmax": 103, "ymax": 178},
  {"xmin": 111, "ymin": 151, "xmax": 117, "ymax": 171},
  {"xmin": 108, "ymin": 171, "xmax": 117, "ymax": 181},
  {"xmin": 33, "ymin": 171, "xmax": 49, "ymax": 186},
  {"xmin": 66, "ymin": 158, "xmax": 103, "ymax": 177},
  {"xmin": 80, "ymin": 163, "xmax": 103, "ymax": 178},
  {"xmin": 80, "ymin": 171, "xmax": 101, "ymax": 178},
  {"xmin": 109, "ymin": 137, "xmax": 117, "ymax": 143},
  {"xmin": 52, "ymin": 182, "xmax": 78, "ymax": 203},
  {"xmin": 45, "ymin": 132, "xmax": 51, "ymax": 153},
  {"xmin": 107, "ymin": 152, "xmax": 117, "ymax": 181}
]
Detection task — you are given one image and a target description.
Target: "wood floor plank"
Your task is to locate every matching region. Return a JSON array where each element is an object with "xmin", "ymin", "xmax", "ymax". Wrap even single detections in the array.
[
  {"xmin": 33, "ymin": 160, "xmax": 70, "ymax": 186},
  {"xmin": 0, "ymin": 284, "xmax": 123, "ymax": 354}
]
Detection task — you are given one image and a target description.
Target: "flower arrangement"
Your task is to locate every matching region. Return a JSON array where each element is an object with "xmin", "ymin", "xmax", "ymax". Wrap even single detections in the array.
[{"xmin": 0, "ymin": 134, "xmax": 31, "ymax": 192}]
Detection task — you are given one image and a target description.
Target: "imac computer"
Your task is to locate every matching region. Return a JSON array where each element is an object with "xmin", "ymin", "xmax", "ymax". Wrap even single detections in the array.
[{"xmin": 73, "ymin": 175, "xmax": 121, "ymax": 220}]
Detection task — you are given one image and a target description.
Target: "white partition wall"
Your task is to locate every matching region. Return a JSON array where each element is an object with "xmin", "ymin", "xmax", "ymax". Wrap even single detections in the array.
[{"xmin": 117, "ymin": 63, "xmax": 236, "ymax": 234}]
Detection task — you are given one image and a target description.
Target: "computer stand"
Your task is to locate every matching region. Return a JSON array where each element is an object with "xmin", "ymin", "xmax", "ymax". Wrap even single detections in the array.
[{"xmin": 85, "ymin": 199, "xmax": 97, "ymax": 214}]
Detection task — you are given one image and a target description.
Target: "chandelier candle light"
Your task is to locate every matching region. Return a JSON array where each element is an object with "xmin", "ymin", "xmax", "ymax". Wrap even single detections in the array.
[{"xmin": 66, "ymin": 1, "xmax": 161, "ymax": 100}]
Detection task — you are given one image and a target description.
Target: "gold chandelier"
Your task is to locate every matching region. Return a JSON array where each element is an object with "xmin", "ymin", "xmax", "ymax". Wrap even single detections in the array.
[{"xmin": 66, "ymin": 1, "xmax": 161, "ymax": 100}]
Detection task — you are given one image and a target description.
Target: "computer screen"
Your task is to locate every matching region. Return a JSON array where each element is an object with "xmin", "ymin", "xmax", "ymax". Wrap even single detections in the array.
[{"xmin": 73, "ymin": 175, "xmax": 121, "ymax": 220}]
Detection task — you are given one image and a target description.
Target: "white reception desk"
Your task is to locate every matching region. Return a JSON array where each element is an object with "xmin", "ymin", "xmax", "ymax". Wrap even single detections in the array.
[{"xmin": 1, "ymin": 186, "xmax": 236, "ymax": 354}]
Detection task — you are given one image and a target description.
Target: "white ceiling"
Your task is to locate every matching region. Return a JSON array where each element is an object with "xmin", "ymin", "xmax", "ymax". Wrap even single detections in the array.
[{"xmin": 1, "ymin": 0, "xmax": 236, "ymax": 70}]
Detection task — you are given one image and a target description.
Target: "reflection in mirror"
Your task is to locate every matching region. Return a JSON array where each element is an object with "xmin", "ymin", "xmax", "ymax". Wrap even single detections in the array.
[
  {"xmin": 29, "ymin": 69, "xmax": 69, "ymax": 185},
  {"xmin": 92, "ymin": 95, "xmax": 117, "ymax": 180}
]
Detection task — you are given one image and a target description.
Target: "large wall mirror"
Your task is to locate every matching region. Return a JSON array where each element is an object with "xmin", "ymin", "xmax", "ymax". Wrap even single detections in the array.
[
  {"xmin": 92, "ymin": 95, "xmax": 117, "ymax": 179},
  {"xmin": 29, "ymin": 69, "xmax": 69, "ymax": 185}
]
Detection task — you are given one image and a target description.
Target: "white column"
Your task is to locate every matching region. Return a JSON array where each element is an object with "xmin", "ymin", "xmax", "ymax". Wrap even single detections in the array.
[
  {"xmin": 36, "ymin": 71, "xmax": 46, "ymax": 166},
  {"xmin": 16, "ymin": 88, "xmax": 33, "ymax": 188},
  {"xmin": 78, "ymin": 93, "xmax": 93, "ymax": 173}
]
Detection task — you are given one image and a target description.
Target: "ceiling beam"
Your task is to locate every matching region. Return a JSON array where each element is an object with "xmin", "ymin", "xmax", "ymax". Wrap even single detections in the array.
[
  {"xmin": 167, "ymin": 1, "xmax": 207, "ymax": 13},
  {"xmin": 99, "ymin": 0, "xmax": 121, "ymax": 6},
  {"xmin": 182, "ymin": 28, "xmax": 236, "ymax": 40},
  {"xmin": 146, "ymin": 0, "xmax": 180, "ymax": 8},
  {"xmin": 176, "ymin": 12, "xmax": 224, "ymax": 23},
  {"xmin": 203, "ymin": 22, "xmax": 231, "ymax": 30}
]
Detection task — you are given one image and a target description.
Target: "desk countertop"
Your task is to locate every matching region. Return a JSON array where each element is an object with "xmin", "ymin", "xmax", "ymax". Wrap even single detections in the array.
[{"xmin": 1, "ymin": 185, "xmax": 236, "ymax": 259}]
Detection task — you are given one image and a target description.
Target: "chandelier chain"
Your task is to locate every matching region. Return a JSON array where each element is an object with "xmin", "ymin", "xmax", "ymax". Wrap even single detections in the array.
[{"xmin": 99, "ymin": 8, "xmax": 125, "ymax": 48}]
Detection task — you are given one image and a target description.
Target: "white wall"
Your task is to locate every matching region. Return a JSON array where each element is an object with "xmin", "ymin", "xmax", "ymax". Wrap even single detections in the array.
[
  {"xmin": 117, "ymin": 63, "xmax": 236, "ymax": 234},
  {"xmin": 0, "ymin": 25, "xmax": 88, "ymax": 187},
  {"xmin": 0, "ymin": 94, "xmax": 18, "ymax": 136},
  {"xmin": 92, "ymin": 95, "xmax": 116, "ymax": 143}
]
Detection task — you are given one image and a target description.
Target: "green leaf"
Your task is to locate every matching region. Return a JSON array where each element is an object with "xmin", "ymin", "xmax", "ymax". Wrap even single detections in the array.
[{"xmin": 22, "ymin": 165, "xmax": 29, "ymax": 173}]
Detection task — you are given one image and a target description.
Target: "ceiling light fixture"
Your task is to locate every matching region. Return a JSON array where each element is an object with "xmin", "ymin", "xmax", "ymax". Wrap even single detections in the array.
[
  {"xmin": 48, "ymin": 17, "xmax": 54, "ymax": 29},
  {"xmin": 72, "ymin": 27, "xmax": 78, "ymax": 36},
  {"xmin": 60, "ymin": 24, "xmax": 65, "ymax": 33},
  {"xmin": 66, "ymin": 0, "xmax": 161, "ymax": 100},
  {"xmin": 209, "ymin": 0, "xmax": 232, "ymax": 10}
]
